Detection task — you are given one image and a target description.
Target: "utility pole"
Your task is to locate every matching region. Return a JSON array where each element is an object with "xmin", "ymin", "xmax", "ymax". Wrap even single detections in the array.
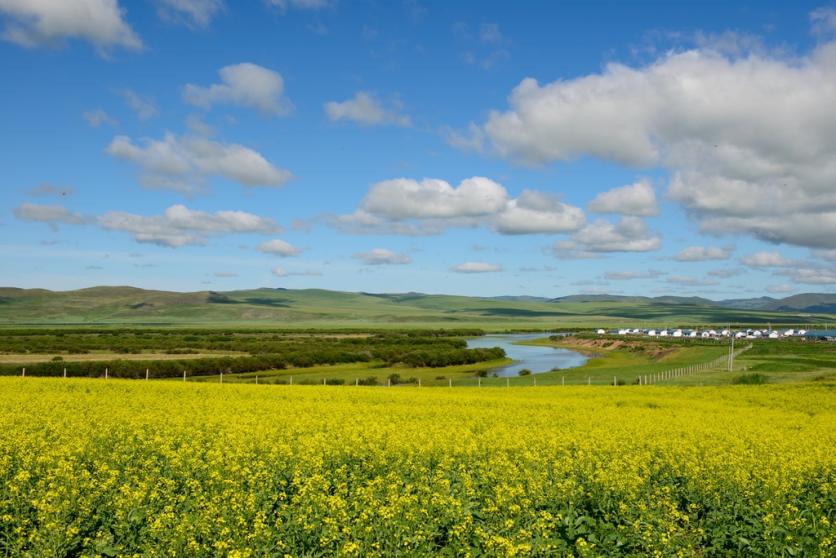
[{"xmin": 727, "ymin": 333, "xmax": 735, "ymax": 372}]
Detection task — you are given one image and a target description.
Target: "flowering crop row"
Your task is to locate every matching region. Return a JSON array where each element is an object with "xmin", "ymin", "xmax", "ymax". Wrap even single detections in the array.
[{"xmin": 0, "ymin": 378, "xmax": 833, "ymax": 557}]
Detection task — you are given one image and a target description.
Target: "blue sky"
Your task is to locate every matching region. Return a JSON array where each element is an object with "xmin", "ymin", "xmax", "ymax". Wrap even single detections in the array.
[{"xmin": 2, "ymin": 0, "xmax": 836, "ymax": 298}]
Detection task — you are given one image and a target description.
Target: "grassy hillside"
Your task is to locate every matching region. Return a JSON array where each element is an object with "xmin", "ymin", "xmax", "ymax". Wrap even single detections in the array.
[{"xmin": 0, "ymin": 286, "xmax": 834, "ymax": 327}]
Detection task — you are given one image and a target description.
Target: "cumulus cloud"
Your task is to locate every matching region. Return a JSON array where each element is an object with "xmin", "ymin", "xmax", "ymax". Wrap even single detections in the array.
[
  {"xmin": 155, "ymin": 0, "xmax": 224, "ymax": 28},
  {"xmin": 258, "ymin": 238, "xmax": 300, "ymax": 257},
  {"xmin": 83, "ymin": 109, "xmax": 117, "ymax": 128},
  {"xmin": 353, "ymin": 248, "xmax": 412, "ymax": 265},
  {"xmin": 451, "ymin": 261, "xmax": 502, "ymax": 273},
  {"xmin": 324, "ymin": 92, "xmax": 411, "ymax": 127},
  {"xmin": 588, "ymin": 180, "xmax": 658, "ymax": 216},
  {"xmin": 459, "ymin": 39, "xmax": 836, "ymax": 249},
  {"xmin": 13, "ymin": 203, "xmax": 86, "ymax": 228},
  {"xmin": 183, "ymin": 63, "xmax": 292, "ymax": 116},
  {"xmin": 494, "ymin": 190, "xmax": 586, "ymax": 234},
  {"xmin": 363, "ymin": 177, "xmax": 507, "ymax": 220},
  {"xmin": 98, "ymin": 204, "xmax": 280, "ymax": 247},
  {"xmin": 740, "ymin": 251, "xmax": 794, "ymax": 268},
  {"xmin": 106, "ymin": 132, "xmax": 291, "ymax": 193},
  {"xmin": 335, "ymin": 176, "xmax": 586, "ymax": 236},
  {"xmin": 674, "ymin": 245, "xmax": 734, "ymax": 262},
  {"xmin": 561, "ymin": 216, "xmax": 661, "ymax": 255},
  {"xmin": 0, "ymin": 0, "xmax": 141, "ymax": 51}
]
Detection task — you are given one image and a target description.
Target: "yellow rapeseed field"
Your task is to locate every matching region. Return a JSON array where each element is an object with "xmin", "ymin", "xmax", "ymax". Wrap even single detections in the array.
[{"xmin": 0, "ymin": 378, "xmax": 833, "ymax": 557}]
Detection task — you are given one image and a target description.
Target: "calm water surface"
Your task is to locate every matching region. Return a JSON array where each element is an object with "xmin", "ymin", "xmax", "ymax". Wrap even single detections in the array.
[{"xmin": 466, "ymin": 333, "xmax": 587, "ymax": 377}]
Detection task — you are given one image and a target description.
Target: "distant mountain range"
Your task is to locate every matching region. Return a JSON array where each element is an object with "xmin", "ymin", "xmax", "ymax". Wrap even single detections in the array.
[{"xmin": 0, "ymin": 286, "xmax": 834, "ymax": 326}]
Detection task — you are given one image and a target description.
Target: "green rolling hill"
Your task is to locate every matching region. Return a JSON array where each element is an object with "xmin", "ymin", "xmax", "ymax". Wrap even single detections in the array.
[{"xmin": 0, "ymin": 286, "xmax": 834, "ymax": 328}]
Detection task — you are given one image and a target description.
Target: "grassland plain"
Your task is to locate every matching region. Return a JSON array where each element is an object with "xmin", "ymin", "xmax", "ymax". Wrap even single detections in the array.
[
  {"xmin": 1, "ymin": 287, "xmax": 834, "ymax": 328},
  {"xmin": 1, "ymin": 378, "xmax": 833, "ymax": 557}
]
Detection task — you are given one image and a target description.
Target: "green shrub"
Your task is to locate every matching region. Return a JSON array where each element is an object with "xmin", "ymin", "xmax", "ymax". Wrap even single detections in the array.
[{"xmin": 732, "ymin": 373, "xmax": 769, "ymax": 385}]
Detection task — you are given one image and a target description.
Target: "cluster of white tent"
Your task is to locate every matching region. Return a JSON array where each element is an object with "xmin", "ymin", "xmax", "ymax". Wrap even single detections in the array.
[{"xmin": 597, "ymin": 328, "xmax": 808, "ymax": 340}]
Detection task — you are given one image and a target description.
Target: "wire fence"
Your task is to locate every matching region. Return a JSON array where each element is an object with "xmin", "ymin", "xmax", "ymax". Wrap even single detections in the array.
[{"xmin": 11, "ymin": 344, "xmax": 755, "ymax": 388}]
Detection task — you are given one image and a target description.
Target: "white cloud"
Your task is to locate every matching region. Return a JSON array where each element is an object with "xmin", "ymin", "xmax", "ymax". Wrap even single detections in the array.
[
  {"xmin": 26, "ymin": 183, "xmax": 74, "ymax": 198},
  {"xmin": 258, "ymin": 238, "xmax": 300, "ymax": 257},
  {"xmin": 766, "ymin": 283, "xmax": 795, "ymax": 294},
  {"xmin": 106, "ymin": 132, "xmax": 292, "ymax": 193},
  {"xmin": 267, "ymin": 0, "xmax": 331, "ymax": 11},
  {"xmin": 13, "ymin": 203, "xmax": 86, "ymax": 227},
  {"xmin": 451, "ymin": 261, "xmax": 502, "ymax": 273},
  {"xmin": 776, "ymin": 265, "xmax": 836, "ymax": 285},
  {"xmin": 121, "ymin": 90, "xmax": 158, "ymax": 120},
  {"xmin": 674, "ymin": 245, "xmax": 733, "ymax": 262},
  {"xmin": 272, "ymin": 266, "xmax": 323, "ymax": 278},
  {"xmin": 707, "ymin": 268, "xmax": 746, "ymax": 278},
  {"xmin": 740, "ymin": 251, "xmax": 794, "ymax": 267},
  {"xmin": 0, "ymin": 0, "xmax": 141, "ymax": 51},
  {"xmin": 324, "ymin": 92, "xmax": 411, "ymax": 127},
  {"xmin": 811, "ymin": 7, "xmax": 836, "ymax": 38},
  {"xmin": 353, "ymin": 248, "xmax": 412, "ymax": 265},
  {"xmin": 565, "ymin": 216, "xmax": 661, "ymax": 253},
  {"xmin": 461, "ymin": 40, "xmax": 836, "ymax": 249},
  {"xmin": 363, "ymin": 177, "xmax": 508, "ymax": 220},
  {"xmin": 99, "ymin": 204, "xmax": 280, "ymax": 247},
  {"xmin": 479, "ymin": 23, "xmax": 504, "ymax": 44},
  {"xmin": 442, "ymin": 122, "xmax": 485, "ymax": 152},
  {"xmin": 666, "ymin": 275, "xmax": 719, "ymax": 287},
  {"xmin": 604, "ymin": 270, "xmax": 664, "ymax": 280},
  {"xmin": 155, "ymin": 0, "xmax": 224, "ymax": 28},
  {"xmin": 82, "ymin": 108, "xmax": 117, "ymax": 128},
  {"xmin": 183, "ymin": 63, "xmax": 291, "ymax": 116},
  {"xmin": 336, "ymin": 176, "xmax": 585, "ymax": 237},
  {"xmin": 494, "ymin": 190, "xmax": 585, "ymax": 234},
  {"xmin": 588, "ymin": 180, "xmax": 658, "ymax": 216},
  {"xmin": 813, "ymin": 249, "xmax": 836, "ymax": 262}
]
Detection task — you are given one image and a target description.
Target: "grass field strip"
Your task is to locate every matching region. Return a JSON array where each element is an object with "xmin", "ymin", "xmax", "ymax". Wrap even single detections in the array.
[
  {"xmin": 642, "ymin": 344, "xmax": 753, "ymax": 385},
  {"xmin": 12, "ymin": 343, "xmax": 757, "ymax": 388}
]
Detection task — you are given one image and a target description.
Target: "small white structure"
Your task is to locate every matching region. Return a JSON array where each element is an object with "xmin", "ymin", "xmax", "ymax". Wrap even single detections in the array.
[
  {"xmin": 672, "ymin": 329, "xmax": 683, "ymax": 337},
  {"xmin": 721, "ymin": 329, "xmax": 730, "ymax": 337},
  {"xmin": 688, "ymin": 330, "xmax": 698, "ymax": 338},
  {"xmin": 660, "ymin": 329, "xmax": 669, "ymax": 337},
  {"xmin": 596, "ymin": 328, "xmax": 606, "ymax": 335},
  {"xmin": 647, "ymin": 329, "xmax": 657, "ymax": 336},
  {"xmin": 783, "ymin": 329, "xmax": 795, "ymax": 337},
  {"xmin": 768, "ymin": 331, "xmax": 780, "ymax": 339},
  {"xmin": 701, "ymin": 331, "xmax": 712, "ymax": 338}
]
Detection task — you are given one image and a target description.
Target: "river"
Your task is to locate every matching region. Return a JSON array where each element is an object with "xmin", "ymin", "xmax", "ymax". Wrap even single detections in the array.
[{"xmin": 466, "ymin": 333, "xmax": 588, "ymax": 377}]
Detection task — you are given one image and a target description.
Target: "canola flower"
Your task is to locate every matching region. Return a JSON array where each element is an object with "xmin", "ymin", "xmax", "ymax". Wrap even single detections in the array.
[{"xmin": 0, "ymin": 378, "xmax": 833, "ymax": 557}]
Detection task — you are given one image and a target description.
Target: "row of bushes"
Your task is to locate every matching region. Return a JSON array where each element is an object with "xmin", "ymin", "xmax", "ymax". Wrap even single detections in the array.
[
  {"xmin": 0, "ymin": 347, "xmax": 507, "ymax": 379},
  {"xmin": 0, "ymin": 330, "xmax": 480, "ymax": 355}
]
